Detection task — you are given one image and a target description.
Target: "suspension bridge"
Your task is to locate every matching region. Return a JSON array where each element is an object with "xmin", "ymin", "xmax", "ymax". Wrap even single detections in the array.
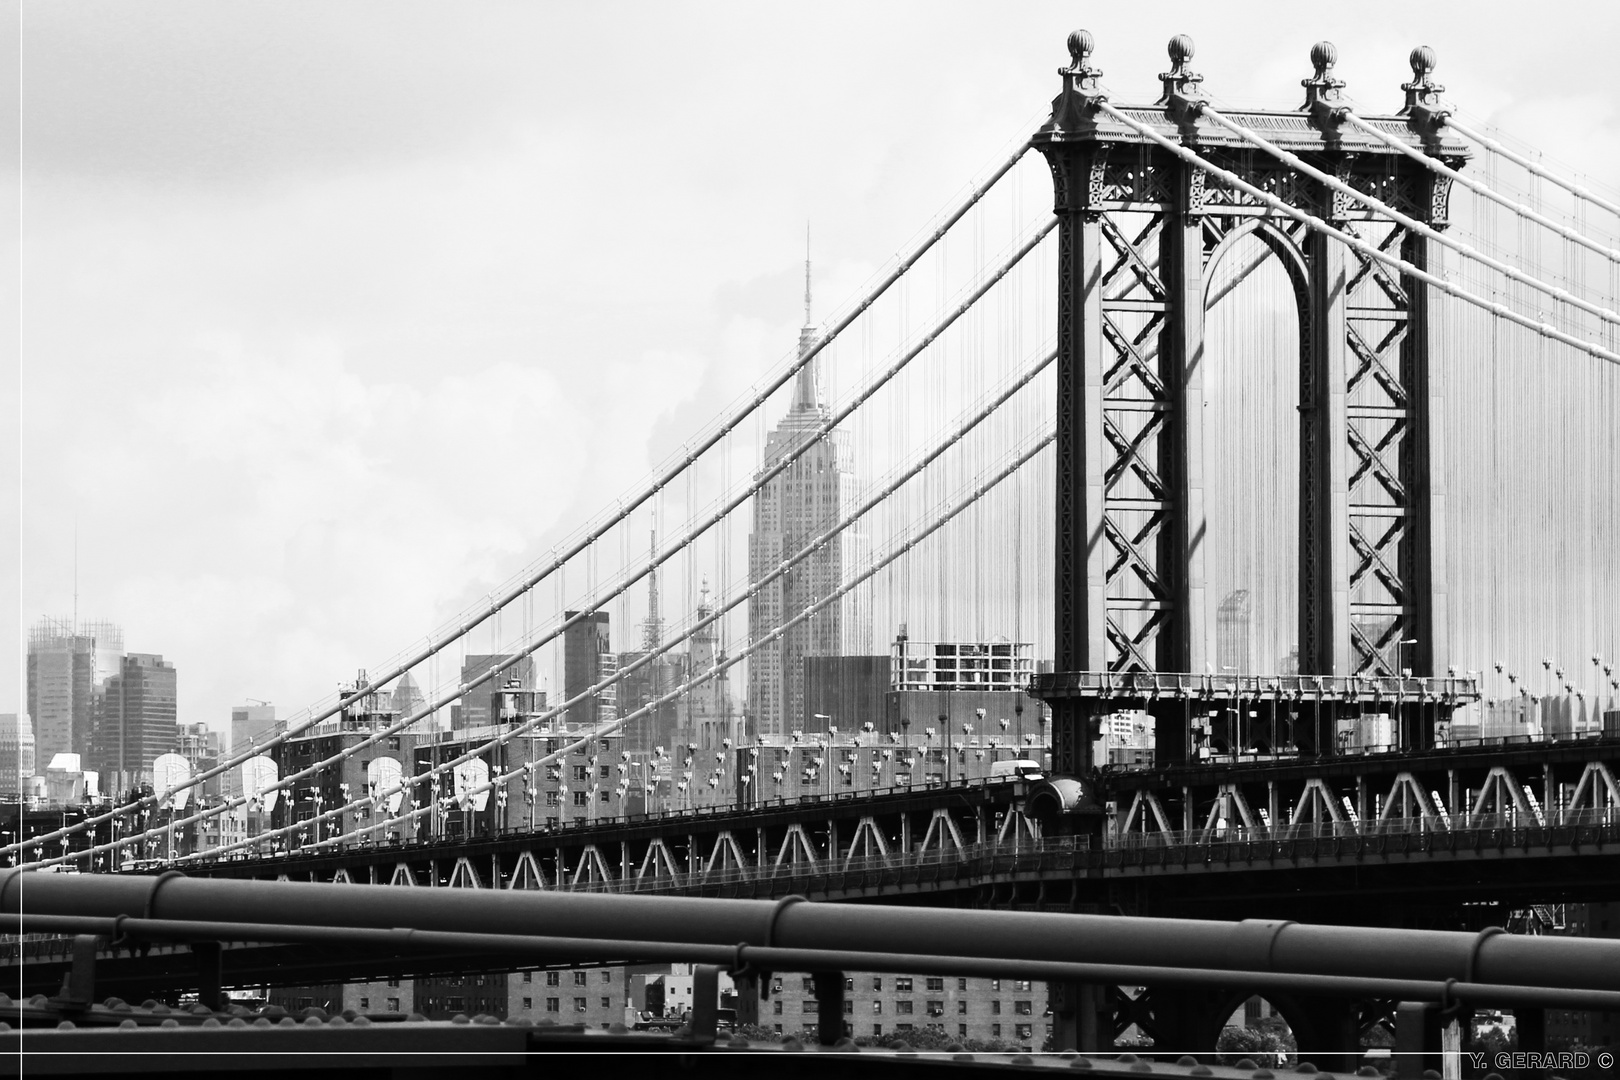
[{"xmin": 10, "ymin": 29, "xmax": 1620, "ymax": 1063}]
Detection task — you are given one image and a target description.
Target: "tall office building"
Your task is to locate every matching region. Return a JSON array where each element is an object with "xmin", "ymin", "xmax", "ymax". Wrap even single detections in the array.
[
  {"xmin": 562, "ymin": 612, "xmax": 611, "ymax": 728},
  {"xmin": 231, "ymin": 702, "xmax": 279, "ymax": 755},
  {"xmin": 0, "ymin": 714, "xmax": 35, "ymax": 797},
  {"xmin": 746, "ymin": 256, "xmax": 857, "ymax": 737},
  {"xmin": 90, "ymin": 653, "xmax": 178, "ymax": 795},
  {"xmin": 26, "ymin": 617, "xmax": 123, "ymax": 763},
  {"xmin": 458, "ymin": 655, "xmax": 537, "ymax": 730}
]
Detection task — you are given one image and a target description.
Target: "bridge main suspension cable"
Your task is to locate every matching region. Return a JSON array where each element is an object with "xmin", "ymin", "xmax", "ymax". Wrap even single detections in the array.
[
  {"xmin": 50, "ymin": 334, "xmax": 1058, "ymax": 869},
  {"xmin": 69, "ymin": 224, "xmax": 1053, "ymax": 869},
  {"xmin": 1193, "ymin": 104, "xmax": 1620, "ymax": 330},
  {"xmin": 290, "ymin": 427, "xmax": 1058, "ymax": 854},
  {"xmin": 9, "ymin": 138, "xmax": 1039, "ymax": 864},
  {"xmin": 1337, "ymin": 112, "xmax": 1620, "ymax": 265},
  {"xmin": 1094, "ymin": 102, "xmax": 1620, "ymax": 366},
  {"xmin": 183, "ymin": 348, "xmax": 1058, "ymax": 862},
  {"xmin": 1443, "ymin": 115, "xmax": 1620, "ymax": 224}
]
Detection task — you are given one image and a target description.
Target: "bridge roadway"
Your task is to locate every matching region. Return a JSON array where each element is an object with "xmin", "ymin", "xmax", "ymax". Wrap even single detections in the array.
[
  {"xmin": 9, "ymin": 735, "xmax": 1619, "ymax": 993},
  {"xmin": 181, "ymin": 732, "xmax": 1620, "ymax": 919}
]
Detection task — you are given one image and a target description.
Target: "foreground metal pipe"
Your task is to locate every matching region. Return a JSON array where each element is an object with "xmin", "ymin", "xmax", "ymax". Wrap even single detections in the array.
[
  {"xmin": 4, "ymin": 869, "xmax": 1617, "ymax": 994},
  {"xmin": 7, "ymin": 912, "xmax": 1620, "ymax": 1013}
]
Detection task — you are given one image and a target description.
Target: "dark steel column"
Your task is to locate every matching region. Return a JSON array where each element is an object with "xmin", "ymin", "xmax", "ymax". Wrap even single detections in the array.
[
  {"xmin": 811, "ymin": 970, "xmax": 845, "ymax": 1046},
  {"xmin": 1306, "ymin": 227, "xmax": 1352, "ymax": 677}
]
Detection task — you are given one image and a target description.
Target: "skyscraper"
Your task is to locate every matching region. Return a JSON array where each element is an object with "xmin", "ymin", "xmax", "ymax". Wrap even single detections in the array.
[
  {"xmin": 561, "ymin": 612, "xmax": 611, "ymax": 728},
  {"xmin": 90, "ymin": 653, "xmax": 178, "ymax": 795},
  {"xmin": 231, "ymin": 702, "xmax": 279, "ymax": 755},
  {"xmin": 26, "ymin": 617, "xmax": 123, "ymax": 763},
  {"xmin": 746, "ymin": 251, "xmax": 857, "ymax": 737},
  {"xmin": 457, "ymin": 655, "xmax": 536, "ymax": 729},
  {"xmin": 0, "ymin": 714, "xmax": 35, "ymax": 797}
]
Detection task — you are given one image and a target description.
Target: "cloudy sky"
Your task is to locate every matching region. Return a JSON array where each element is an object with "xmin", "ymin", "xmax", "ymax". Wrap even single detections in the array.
[{"xmin": 12, "ymin": 1, "xmax": 1619, "ymax": 733}]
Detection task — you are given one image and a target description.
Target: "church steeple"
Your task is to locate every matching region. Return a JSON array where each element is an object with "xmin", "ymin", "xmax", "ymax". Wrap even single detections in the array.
[{"xmin": 792, "ymin": 223, "xmax": 823, "ymax": 412}]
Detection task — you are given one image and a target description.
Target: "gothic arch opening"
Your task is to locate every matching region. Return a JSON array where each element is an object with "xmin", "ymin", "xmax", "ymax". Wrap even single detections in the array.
[{"xmin": 1202, "ymin": 227, "xmax": 1307, "ymax": 681}]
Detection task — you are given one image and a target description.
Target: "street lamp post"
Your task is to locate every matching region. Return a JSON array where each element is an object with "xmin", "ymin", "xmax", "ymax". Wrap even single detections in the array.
[{"xmin": 1396, "ymin": 637, "xmax": 1418, "ymax": 751}]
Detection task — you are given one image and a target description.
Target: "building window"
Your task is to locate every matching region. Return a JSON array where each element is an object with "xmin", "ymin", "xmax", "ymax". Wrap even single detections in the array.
[
  {"xmin": 957, "ymin": 1001, "xmax": 967, "ymax": 1015},
  {"xmin": 572, "ymin": 791, "xmax": 587, "ymax": 807},
  {"xmin": 574, "ymin": 972, "xmax": 587, "ymax": 986},
  {"xmin": 843, "ymin": 1001, "xmax": 854, "ymax": 1015},
  {"xmin": 387, "ymin": 998, "xmax": 400, "ymax": 1012},
  {"xmin": 522, "ymin": 972, "xmax": 532, "ymax": 984},
  {"xmin": 546, "ymin": 998, "xmax": 559, "ymax": 1012},
  {"xmin": 873, "ymin": 1024, "xmax": 883, "ymax": 1036},
  {"xmin": 898, "ymin": 1023, "xmax": 914, "ymax": 1032},
  {"xmin": 574, "ymin": 998, "xmax": 587, "ymax": 1013},
  {"xmin": 958, "ymin": 978, "xmax": 968, "ymax": 991},
  {"xmin": 1016, "ymin": 1024, "xmax": 1033, "ymax": 1041},
  {"xmin": 774, "ymin": 1000, "xmax": 783, "ymax": 1015},
  {"xmin": 992, "ymin": 1001, "xmax": 1001, "ymax": 1015},
  {"xmin": 547, "ymin": 765, "xmax": 561, "ymax": 780},
  {"xmin": 1013, "ymin": 980, "xmax": 1032, "ymax": 992},
  {"xmin": 872, "ymin": 1001, "xmax": 882, "ymax": 1014},
  {"xmin": 802, "ymin": 977, "xmax": 815, "ymax": 993},
  {"xmin": 926, "ymin": 1000, "xmax": 944, "ymax": 1017},
  {"xmin": 359, "ymin": 997, "xmax": 369, "ymax": 1010},
  {"xmin": 844, "ymin": 977, "xmax": 854, "ymax": 992},
  {"xmin": 774, "ymin": 1024, "xmax": 783, "ymax": 1034},
  {"xmin": 895, "ymin": 978, "xmax": 913, "ymax": 992},
  {"xmin": 992, "ymin": 1023, "xmax": 1002, "ymax": 1037},
  {"xmin": 601, "ymin": 971, "xmax": 612, "ymax": 984},
  {"xmin": 601, "ymin": 997, "xmax": 610, "ymax": 1008},
  {"xmin": 990, "ymin": 980, "xmax": 1001, "ymax": 991},
  {"xmin": 959, "ymin": 1024, "xmax": 969, "ymax": 1037},
  {"xmin": 926, "ymin": 978, "xmax": 944, "ymax": 992},
  {"xmin": 803, "ymin": 1001, "xmax": 819, "ymax": 1013},
  {"xmin": 546, "ymin": 791, "xmax": 560, "ymax": 807},
  {"xmin": 772, "ymin": 977, "xmax": 783, "ymax": 993},
  {"xmin": 897, "ymin": 1001, "xmax": 913, "ymax": 1015},
  {"xmin": 546, "ymin": 972, "xmax": 560, "ymax": 987},
  {"xmin": 387, "ymin": 978, "xmax": 400, "ymax": 988},
  {"xmin": 1014, "ymin": 1000, "xmax": 1033, "ymax": 1016},
  {"xmin": 447, "ymin": 997, "xmax": 465, "ymax": 1012},
  {"xmin": 871, "ymin": 977, "xmax": 882, "ymax": 992},
  {"xmin": 573, "ymin": 765, "xmax": 589, "ymax": 782},
  {"xmin": 522, "ymin": 997, "xmax": 532, "ymax": 1010}
]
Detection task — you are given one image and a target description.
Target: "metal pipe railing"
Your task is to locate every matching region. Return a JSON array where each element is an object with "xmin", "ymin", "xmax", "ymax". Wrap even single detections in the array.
[
  {"xmin": 6, "ymin": 911, "xmax": 1620, "ymax": 1013},
  {"xmin": 3, "ymin": 868, "xmax": 1619, "ymax": 996}
]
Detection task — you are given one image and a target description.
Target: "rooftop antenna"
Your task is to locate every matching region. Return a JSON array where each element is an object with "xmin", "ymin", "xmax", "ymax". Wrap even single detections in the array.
[{"xmin": 72, "ymin": 518, "xmax": 78, "ymax": 636}]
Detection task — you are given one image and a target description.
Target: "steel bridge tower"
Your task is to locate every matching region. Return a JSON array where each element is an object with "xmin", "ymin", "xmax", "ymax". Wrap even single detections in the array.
[{"xmin": 1028, "ymin": 35, "xmax": 1478, "ymax": 776}]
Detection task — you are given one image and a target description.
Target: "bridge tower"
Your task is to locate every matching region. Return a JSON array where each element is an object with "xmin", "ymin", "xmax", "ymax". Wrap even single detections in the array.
[{"xmin": 1028, "ymin": 34, "xmax": 1476, "ymax": 775}]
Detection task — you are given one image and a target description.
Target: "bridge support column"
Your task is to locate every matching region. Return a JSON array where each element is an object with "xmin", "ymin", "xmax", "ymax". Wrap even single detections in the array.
[
  {"xmin": 1288, "ymin": 997, "xmax": 1360, "ymax": 1073},
  {"xmin": 1394, "ymin": 1001, "xmax": 1444, "ymax": 1079},
  {"xmin": 1515, "ymin": 1006, "xmax": 1545, "ymax": 1053},
  {"xmin": 1049, "ymin": 981, "xmax": 1109, "ymax": 1052},
  {"xmin": 691, "ymin": 964, "xmax": 720, "ymax": 1042},
  {"xmin": 812, "ymin": 970, "xmax": 846, "ymax": 1046},
  {"xmin": 193, "ymin": 940, "xmax": 223, "ymax": 1011}
]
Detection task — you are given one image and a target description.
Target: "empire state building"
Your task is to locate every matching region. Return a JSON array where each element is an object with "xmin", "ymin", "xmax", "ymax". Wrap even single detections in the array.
[{"xmin": 746, "ymin": 256, "xmax": 858, "ymax": 737}]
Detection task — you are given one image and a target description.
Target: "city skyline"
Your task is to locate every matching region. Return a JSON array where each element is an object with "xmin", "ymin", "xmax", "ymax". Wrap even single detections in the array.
[{"xmin": 16, "ymin": 4, "xmax": 1619, "ymax": 740}]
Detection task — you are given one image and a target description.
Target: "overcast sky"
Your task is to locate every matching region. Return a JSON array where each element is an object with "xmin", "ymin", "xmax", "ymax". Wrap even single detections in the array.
[{"xmin": 13, "ymin": 1, "xmax": 1619, "ymax": 733}]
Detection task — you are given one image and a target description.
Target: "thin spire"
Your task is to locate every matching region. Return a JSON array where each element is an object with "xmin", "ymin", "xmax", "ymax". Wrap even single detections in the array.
[
  {"xmin": 804, "ymin": 221, "xmax": 812, "ymax": 327},
  {"xmin": 792, "ymin": 224, "xmax": 822, "ymax": 411}
]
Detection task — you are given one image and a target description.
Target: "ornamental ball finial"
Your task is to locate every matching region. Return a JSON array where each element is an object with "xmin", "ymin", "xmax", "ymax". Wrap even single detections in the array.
[
  {"xmin": 1168, "ymin": 34, "xmax": 1195, "ymax": 67},
  {"xmin": 1410, "ymin": 45, "xmax": 1437, "ymax": 79},
  {"xmin": 1310, "ymin": 40, "xmax": 1338, "ymax": 75},
  {"xmin": 1067, "ymin": 29, "xmax": 1095, "ymax": 67}
]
